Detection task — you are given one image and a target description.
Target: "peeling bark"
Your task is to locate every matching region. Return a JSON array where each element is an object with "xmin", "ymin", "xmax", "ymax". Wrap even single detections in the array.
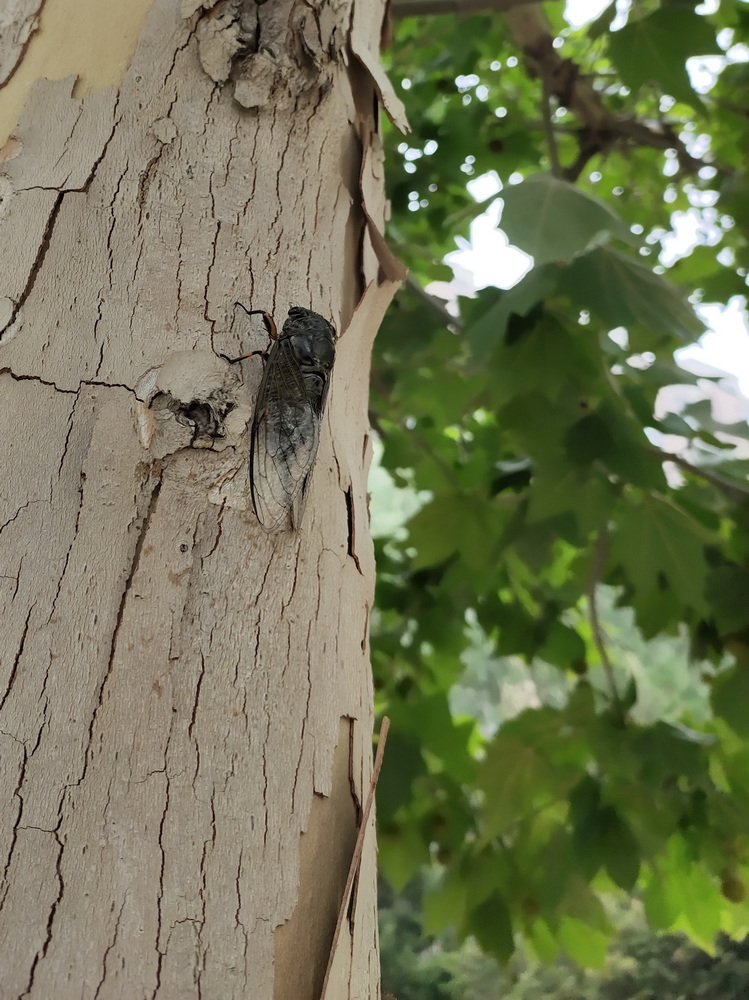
[
  {"xmin": 0, "ymin": 0, "xmax": 403, "ymax": 996},
  {"xmin": 0, "ymin": 0, "xmax": 44, "ymax": 87}
]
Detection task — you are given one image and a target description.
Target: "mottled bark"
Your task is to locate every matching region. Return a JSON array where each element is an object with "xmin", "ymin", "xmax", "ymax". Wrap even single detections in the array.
[{"xmin": 0, "ymin": 0, "xmax": 403, "ymax": 997}]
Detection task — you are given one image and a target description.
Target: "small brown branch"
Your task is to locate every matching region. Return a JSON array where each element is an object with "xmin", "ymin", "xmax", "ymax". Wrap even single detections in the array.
[
  {"xmin": 393, "ymin": 0, "xmax": 714, "ymax": 179},
  {"xmin": 501, "ymin": 6, "xmax": 711, "ymax": 177},
  {"xmin": 587, "ymin": 525, "xmax": 622, "ymax": 714},
  {"xmin": 562, "ymin": 142, "xmax": 603, "ymax": 183}
]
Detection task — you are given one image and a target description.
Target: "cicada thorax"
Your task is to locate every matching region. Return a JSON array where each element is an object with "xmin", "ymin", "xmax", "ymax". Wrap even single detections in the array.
[{"xmin": 248, "ymin": 306, "xmax": 337, "ymax": 530}]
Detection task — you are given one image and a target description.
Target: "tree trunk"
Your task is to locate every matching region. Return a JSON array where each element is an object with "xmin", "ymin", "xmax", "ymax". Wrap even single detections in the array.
[{"xmin": 0, "ymin": 1, "xmax": 403, "ymax": 996}]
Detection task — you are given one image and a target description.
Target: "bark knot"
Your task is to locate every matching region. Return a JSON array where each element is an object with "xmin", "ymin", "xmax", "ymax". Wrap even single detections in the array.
[{"xmin": 191, "ymin": 0, "xmax": 345, "ymax": 109}]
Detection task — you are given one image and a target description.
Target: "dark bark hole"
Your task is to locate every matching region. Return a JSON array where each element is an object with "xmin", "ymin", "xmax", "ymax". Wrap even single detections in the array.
[
  {"xmin": 153, "ymin": 391, "xmax": 236, "ymax": 442},
  {"xmin": 345, "ymin": 486, "xmax": 355, "ymax": 559}
]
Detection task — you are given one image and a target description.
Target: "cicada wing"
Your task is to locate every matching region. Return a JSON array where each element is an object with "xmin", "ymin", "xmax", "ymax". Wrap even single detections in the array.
[{"xmin": 250, "ymin": 338, "xmax": 321, "ymax": 529}]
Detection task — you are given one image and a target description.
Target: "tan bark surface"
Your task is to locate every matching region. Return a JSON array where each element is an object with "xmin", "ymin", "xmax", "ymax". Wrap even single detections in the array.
[{"xmin": 0, "ymin": 0, "xmax": 403, "ymax": 997}]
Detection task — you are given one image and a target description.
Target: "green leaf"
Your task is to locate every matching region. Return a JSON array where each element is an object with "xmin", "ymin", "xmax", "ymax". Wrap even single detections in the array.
[
  {"xmin": 499, "ymin": 174, "xmax": 636, "ymax": 265},
  {"xmin": 378, "ymin": 824, "xmax": 431, "ymax": 893},
  {"xmin": 403, "ymin": 694, "xmax": 476, "ymax": 782},
  {"xmin": 422, "ymin": 869, "xmax": 468, "ymax": 935},
  {"xmin": 479, "ymin": 735, "xmax": 570, "ymax": 837},
  {"xmin": 378, "ymin": 731, "xmax": 426, "ymax": 823},
  {"xmin": 528, "ymin": 466, "xmax": 615, "ymax": 535},
  {"xmin": 565, "ymin": 405, "xmax": 665, "ymax": 489},
  {"xmin": 485, "ymin": 315, "xmax": 599, "ymax": 406},
  {"xmin": 566, "ymin": 247, "xmax": 704, "ymax": 343},
  {"xmin": 706, "ymin": 566, "xmax": 749, "ymax": 635},
  {"xmin": 711, "ymin": 660, "xmax": 749, "ymax": 737},
  {"xmin": 479, "ymin": 709, "xmax": 589, "ymax": 837},
  {"xmin": 608, "ymin": 8, "xmax": 721, "ymax": 110},
  {"xmin": 464, "ymin": 264, "xmax": 561, "ymax": 365},
  {"xmin": 407, "ymin": 493, "xmax": 499, "ymax": 571},
  {"xmin": 526, "ymin": 918, "xmax": 559, "ymax": 962},
  {"xmin": 537, "ymin": 621, "xmax": 587, "ymax": 671},
  {"xmin": 557, "ymin": 917, "xmax": 609, "ymax": 967},
  {"xmin": 566, "ymin": 777, "xmax": 640, "ymax": 890},
  {"xmin": 610, "ymin": 494, "xmax": 715, "ymax": 614},
  {"xmin": 586, "ymin": 0, "xmax": 616, "ymax": 39},
  {"xmin": 466, "ymin": 892, "xmax": 514, "ymax": 963},
  {"xmin": 644, "ymin": 836, "xmax": 724, "ymax": 951}
]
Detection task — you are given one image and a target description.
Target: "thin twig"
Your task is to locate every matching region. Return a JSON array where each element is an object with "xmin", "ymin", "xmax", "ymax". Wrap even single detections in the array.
[
  {"xmin": 587, "ymin": 525, "xmax": 622, "ymax": 714},
  {"xmin": 405, "ymin": 274, "xmax": 462, "ymax": 329},
  {"xmin": 320, "ymin": 717, "xmax": 390, "ymax": 1000},
  {"xmin": 540, "ymin": 65, "xmax": 562, "ymax": 178},
  {"xmin": 651, "ymin": 449, "xmax": 749, "ymax": 502},
  {"xmin": 412, "ymin": 427, "xmax": 463, "ymax": 490}
]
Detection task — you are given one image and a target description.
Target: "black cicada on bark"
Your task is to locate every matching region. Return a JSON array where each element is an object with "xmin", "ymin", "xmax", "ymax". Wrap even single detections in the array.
[{"xmin": 231, "ymin": 305, "xmax": 336, "ymax": 530}]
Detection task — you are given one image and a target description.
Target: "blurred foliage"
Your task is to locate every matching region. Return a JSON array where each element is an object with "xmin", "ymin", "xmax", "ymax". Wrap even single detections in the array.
[
  {"xmin": 380, "ymin": 877, "xmax": 749, "ymax": 1000},
  {"xmin": 371, "ymin": 0, "xmax": 749, "ymax": 967}
]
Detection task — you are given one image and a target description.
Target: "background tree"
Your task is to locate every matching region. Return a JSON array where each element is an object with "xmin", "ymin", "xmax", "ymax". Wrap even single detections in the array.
[
  {"xmin": 372, "ymin": 0, "xmax": 749, "ymax": 969},
  {"xmin": 0, "ymin": 0, "xmax": 402, "ymax": 996},
  {"xmin": 379, "ymin": 881, "xmax": 749, "ymax": 1000}
]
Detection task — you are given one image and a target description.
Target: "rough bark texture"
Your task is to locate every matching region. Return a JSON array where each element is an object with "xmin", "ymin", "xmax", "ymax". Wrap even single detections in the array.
[{"xmin": 0, "ymin": 0, "xmax": 403, "ymax": 997}]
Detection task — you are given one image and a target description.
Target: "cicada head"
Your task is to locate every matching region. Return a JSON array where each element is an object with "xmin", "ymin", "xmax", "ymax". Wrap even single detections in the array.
[{"xmin": 282, "ymin": 307, "xmax": 336, "ymax": 374}]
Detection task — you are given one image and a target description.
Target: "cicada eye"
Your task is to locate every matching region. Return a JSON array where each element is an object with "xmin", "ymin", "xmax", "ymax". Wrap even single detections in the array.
[{"xmin": 315, "ymin": 336, "xmax": 335, "ymax": 369}]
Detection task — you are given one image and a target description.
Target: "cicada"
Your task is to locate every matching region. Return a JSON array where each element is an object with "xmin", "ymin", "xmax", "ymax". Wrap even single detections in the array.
[{"xmin": 230, "ymin": 305, "xmax": 336, "ymax": 530}]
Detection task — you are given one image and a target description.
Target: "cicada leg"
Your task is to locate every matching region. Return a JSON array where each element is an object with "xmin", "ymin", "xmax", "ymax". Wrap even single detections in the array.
[{"xmin": 223, "ymin": 305, "xmax": 278, "ymax": 364}]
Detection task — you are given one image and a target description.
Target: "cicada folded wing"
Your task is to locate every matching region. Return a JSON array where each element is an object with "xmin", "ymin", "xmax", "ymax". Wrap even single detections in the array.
[{"xmin": 246, "ymin": 306, "xmax": 336, "ymax": 530}]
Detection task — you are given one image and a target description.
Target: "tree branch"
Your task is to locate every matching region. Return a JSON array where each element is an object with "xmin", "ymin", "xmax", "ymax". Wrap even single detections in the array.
[
  {"xmin": 391, "ymin": 0, "xmax": 558, "ymax": 17},
  {"xmin": 391, "ymin": 0, "xmax": 712, "ymax": 178},
  {"xmin": 652, "ymin": 449, "xmax": 749, "ymax": 502},
  {"xmin": 500, "ymin": 5, "xmax": 709, "ymax": 175}
]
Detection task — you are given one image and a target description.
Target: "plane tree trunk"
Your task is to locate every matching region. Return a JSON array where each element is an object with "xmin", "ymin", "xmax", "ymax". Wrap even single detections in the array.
[{"xmin": 0, "ymin": 1, "xmax": 403, "ymax": 996}]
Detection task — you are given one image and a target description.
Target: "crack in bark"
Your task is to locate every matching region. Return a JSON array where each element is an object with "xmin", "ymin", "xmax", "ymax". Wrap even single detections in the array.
[
  {"xmin": 0, "ymin": 603, "xmax": 34, "ymax": 715},
  {"xmin": 344, "ymin": 485, "xmax": 362, "ymax": 574},
  {"xmin": 76, "ymin": 476, "xmax": 163, "ymax": 793},
  {"xmin": 261, "ymin": 667, "xmax": 270, "ymax": 848},
  {"xmin": 18, "ymin": 827, "xmax": 65, "ymax": 998},
  {"xmin": 360, "ymin": 603, "xmax": 369, "ymax": 653},
  {"xmin": 94, "ymin": 161, "xmax": 129, "ymax": 374},
  {"xmin": 151, "ymin": 729, "xmax": 172, "ymax": 1000},
  {"xmin": 48, "ymin": 398, "xmax": 86, "ymax": 623},
  {"xmin": 188, "ymin": 652, "xmax": 206, "ymax": 739},
  {"xmin": 0, "ymin": 734, "xmax": 28, "ymax": 912},
  {"xmin": 0, "ymin": 498, "xmax": 48, "ymax": 537},
  {"xmin": 202, "ymin": 502, "xmax": 225, "ymax": 560},
  {"xmin": 56, "ymin": 399, "xmax": 77, "ymax": 480},
  {"xmin": 0, "ymin": 367, "xmax": 75, "ymax": 393},
  {"xmin": 82, "ymin": 91, "xmax": 122, "ymax": 194},
  {"xmin": 291, "ymin": 621, "xmax": 313, "ymax": 814},
  {"xmin": 234, "ymin": 847, "xmax": 246, "ymax": 933},
  {"xmin": 196, "ymin": 793, "xmax": 216, "ymax": 973},
  {"xmin": 1, "ymin": 367, "xmax": 140, "ymax": 398},
  {"xmin": 92, "ymin": 895, "xmax": 127, "ymax": 999},
  {"xmin": 0, "ymin": 191, "xmax": 64, "ymax": 343}
]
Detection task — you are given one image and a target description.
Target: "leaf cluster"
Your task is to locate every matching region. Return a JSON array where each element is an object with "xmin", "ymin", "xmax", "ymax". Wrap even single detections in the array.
[{"xmin": 373, "ymin": 0, "xmax": 749, "ymax": 967}]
